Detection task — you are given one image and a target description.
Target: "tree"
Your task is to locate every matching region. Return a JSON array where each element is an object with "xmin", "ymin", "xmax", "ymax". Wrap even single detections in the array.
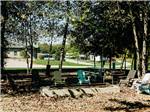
[
  {"xmin": 26, "ymin": 2, "xmax": 41, "ymax": 73},
  {"xmin": 71, "ymin": 1, "xmax": 130, "ymax": 68},
  {"xmin": 118, "ymin": 2, "xmax": 150, "ymax": 77},
  {"xmin": 38, "ymin": 1, "xmax": 61, "ymax": 66},
  {"xmin": 39, "ymin": 43, "xmax": 50, "ymax": 53},
  {"xmin": 38, "ymin": 44, "xmax": 62, "ymax": 61},
  {"xmin": 70, "ymin": 1, "xmax": 150, "ymax": 77},
  {"xmin": 58, "ymin": 1, "xmax": 71, "ymax": 72},
  {"xmin": 1, "ymin": 1, "xmax": 9, "ymax": 71},
  {"xmin": 4, "ymin": 1, "xmax": 42, "ymax": 74},
  {"xmin": 67, "ymin": 45, "xmax": 80, "ymax": 59},
  {"xmin": 51, "ymin": 45, "xmax": 62, "ymax": 60}
]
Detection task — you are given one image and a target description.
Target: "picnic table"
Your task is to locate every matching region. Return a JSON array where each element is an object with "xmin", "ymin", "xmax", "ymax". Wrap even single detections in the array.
[
  {"xmin": 85, "ymin": 71, "xmax": 99, "ymax": 76},
  {"xmin": 61, "ymin": 72, "xmax": 77, "ymax": 77},
  {"xmin": 111, "ymin": 71, "xmax": 125, "ymax": 84},
  {"xmin": 14, "ymin": 78, "xmax": 32, "ymax": 85}
]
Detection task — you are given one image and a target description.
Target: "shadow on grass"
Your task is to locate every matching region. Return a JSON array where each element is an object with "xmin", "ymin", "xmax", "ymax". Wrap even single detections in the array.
[{"xmin": 104, "ymin": 98, "xmax": 150, "ymax": 112}]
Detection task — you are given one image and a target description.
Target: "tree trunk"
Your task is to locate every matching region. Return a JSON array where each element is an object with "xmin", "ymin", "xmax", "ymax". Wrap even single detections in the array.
[
  {"xmin": 100, "ymin": 52, "xmax": 103, "ymax": 69},
  {"xmin": 1, "ymin": 18, "xmax": 6, "ymax": 70},
  {"xmin": 24, "ymin": 22, "xmax": 29, "ymax": 74},
  {"xmin": 145, "ymin": 48, "xmax": 149, "ymax": 71},
  {"xmin": 133, "ymin": 50, "xmax": 137, "ymax": 70},
  {"xmin": 132, "ymin": 20, "xmax": 140, "ymax": 78},
  {"xmin": 59, "ymin": 1, "xmax": 70, "ymax": 73},
  {"xmin": 47, "ymin": 40, "xmax": 52, "ymax": 65},
  {"xmin": 124, "ymin": 54, "xmax": 126, "ymax": 70},
  {"xmin": 131, "ymin": 54, "xmax": 134, "ymax": 70},
  {"xmin": 109, "ymin": 51, "xmax": 112, "ymax": 70},
  {"xmin": 142, "ymin": 40, "xmax": 146, "ymax": 76},
  {"xmin": 29, "ymin": 18, "xmax": 33, "ymax": 74},
  {"xmin": 128, "ymin": 3, "xmax": 141, "ymax": 78},
  {"xmin": 141, "ymin": 10, "xmax": 148, "ymax": 76},
  {"xmin": 93, "ymin": 54, "xmax": 96, "ymax": 69},
  {"xmin": 59, "ymin": 20, "xmax": 69, "ymax": 73},
  {"xmin": 29, "ymin": 37, "xmax": 33, "ymax": 74},
  {"xmin": 1, "ymin": 1, "xmax": 8, "ymax": 71},
  {"xmin": 47, "ymin": 19, "xmax": 54, "ymax": 66},
  {"xmin": 46, "ymin": 40, "xmax": 52, "ymax": 76},
  {"xmin": 25, "ymin": 38, "xmax": 29, "ymax": 75},
  {"xmin": 121, "ymin": 53, "xmax": 126, "ymax": 70}
]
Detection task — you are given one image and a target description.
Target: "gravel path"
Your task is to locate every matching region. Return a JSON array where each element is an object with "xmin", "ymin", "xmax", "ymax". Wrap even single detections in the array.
[
  {"xmin": 5, "ymin": 58, "xmax": 46, "ymax": 68},
  {"xmin": 1, "ymin": 87, "xmax": 150, "ymax": 112}
]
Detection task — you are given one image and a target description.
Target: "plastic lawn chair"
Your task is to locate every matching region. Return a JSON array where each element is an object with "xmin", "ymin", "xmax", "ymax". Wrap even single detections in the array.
[
  {"xmin": 52, "ymin": 71, "xmax": 65, "ymax": 86},
  {"xmin": 119, "ymin": 70, "xmax": 137, "ymax": 86},
  {"xmin": 77, "ymin": 70, "xmax": 90, "ymax": 85}
]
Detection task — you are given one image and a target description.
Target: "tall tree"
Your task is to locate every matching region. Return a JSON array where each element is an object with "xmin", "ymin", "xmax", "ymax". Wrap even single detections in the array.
[
  {"xmin": 38, "ymin": 1, "xmax": 60, "ymax": 66},
  {"xmin": 71, "ymin": 1, "xmax": 150, "ymax": 77},
  {"xmin": 71, "ymin": 1, "xmax": 130, "ymax": 61},
  {"xmin": 125, "ymin": 2, "xmax": 150, "ymax": 77},
  {"xmin": 5, "ymin": 1, "xmax": 42, "ymax": 74},
  {"xmin": 1, "ymin": 1, "xmax": 8, "ymax": 71},
  {"xmin": 59, "ymin": 1, "xmax": 70, "ymax": 72},
  {"xmin": 142, "ymin": 2, "xmax": 149, "ymax": 76}
]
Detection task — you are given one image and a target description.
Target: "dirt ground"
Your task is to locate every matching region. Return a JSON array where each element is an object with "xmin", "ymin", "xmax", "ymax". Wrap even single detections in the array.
[{"xmin": 0, "ymin": 87, "xmax": 150, "ymax": 112}]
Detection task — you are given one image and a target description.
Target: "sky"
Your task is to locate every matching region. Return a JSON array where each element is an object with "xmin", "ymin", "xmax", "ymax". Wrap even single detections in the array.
[{"xmin": 38, "ymin": 34, "xmax": 63, "ymax": 45}]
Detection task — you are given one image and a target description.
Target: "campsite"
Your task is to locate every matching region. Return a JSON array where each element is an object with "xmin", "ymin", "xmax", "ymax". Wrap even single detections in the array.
[{"xmin": 1, "ymin": 1, "xmax": 150, "ymax": 112}]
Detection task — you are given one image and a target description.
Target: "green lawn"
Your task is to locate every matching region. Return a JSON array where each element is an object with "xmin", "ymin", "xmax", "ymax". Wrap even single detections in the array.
[
  {"xmin": 34, "ymin": 58, "xmax": 133, "ymax": 69},
  {"xmin": 94, "ymin": 58, "xmax": 132, "ymax": 69},
  {"xmin": 34, "ymin": 59, "xmax": 90, "ymax": 66}
]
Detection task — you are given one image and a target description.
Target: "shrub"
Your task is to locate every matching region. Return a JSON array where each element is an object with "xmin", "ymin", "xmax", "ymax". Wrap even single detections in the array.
[
  {"xmin": 20, "ymin": 50, "xmax": 30, "ymax": 58},
  {"xmin": 38, "ymin": 54, "xmax": 45, "ymax": 59}
]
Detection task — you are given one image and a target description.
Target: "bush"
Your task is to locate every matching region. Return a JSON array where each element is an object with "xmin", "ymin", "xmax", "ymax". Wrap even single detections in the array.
[
  {"xmin": 20, "ymin": 50, "xmax": 30, "ymax": 58},
  {"xmin": 38, "ymin": 54, "xmax": 45, "ymax": 59},
  {"xmin": 55, "ymin": 51, "xmax": 60, "ymax": 60}
]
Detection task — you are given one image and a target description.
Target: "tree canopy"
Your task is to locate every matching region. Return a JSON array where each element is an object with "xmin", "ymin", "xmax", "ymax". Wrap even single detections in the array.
[
  {"xmin": 70, "ymin": 1, "xmax": 150, "ymax": 76},
  {"xmin": 1, "ymin": 1, "xmax": 150, "ymax": 76}
]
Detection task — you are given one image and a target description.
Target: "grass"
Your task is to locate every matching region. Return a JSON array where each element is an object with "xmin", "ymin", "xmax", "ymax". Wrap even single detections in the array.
[
  {"xmin": 34, "ymin": 59, "xmax": 90, "ymax": 66},
  {"xmin": 94, "ymin": 58, "xmax": 132, "ymax": 69},
  {"xmin": 4, "ymin": 68, "xmax": 45, "ymax": 70}
]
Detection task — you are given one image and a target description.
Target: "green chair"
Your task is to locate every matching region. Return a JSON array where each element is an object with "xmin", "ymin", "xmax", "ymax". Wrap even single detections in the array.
[
  {"xmin": 52, "ymin": 71, "xmax": 65, "ymax": 86},
  {"xmin": 77, "ymin": 70, "xmax": 90, "ymax": 85}
]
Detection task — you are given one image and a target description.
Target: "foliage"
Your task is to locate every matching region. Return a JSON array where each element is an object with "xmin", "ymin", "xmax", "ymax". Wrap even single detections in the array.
[
  {"xmin": 20, "ymin": 50, "xmax": 30, "ymax": 58},
  {"xmin": 4, "ymin": 1, "xmax": 44, "ymax": 73},
  {"xmin": 67, "ymin": 45, "xmax": 80, "ymax": 59},
  {"xmin": 38, "ymin": 54, "xmax": 45, "ymax": 60},
  {"xmin": 39, "ymin": 44, "xmax": 63, "ymax": 60},
  {"xmin": 70, "ymin": 1, "xmax": 150, "ymax": 76},
  {"xmin": 39, "ymin": 43, "xmax": 50, "ymax": 53},
  {"xmin": 71, "ymin": 1, "xmax": 133, "ymax": 57},
  {"xmin": 3, "ymin": 1, "xmax": 150, "ymax": 75},
  {"xmin": 52, "ymin": 45, "xmax": 62, "ymax": 60}
]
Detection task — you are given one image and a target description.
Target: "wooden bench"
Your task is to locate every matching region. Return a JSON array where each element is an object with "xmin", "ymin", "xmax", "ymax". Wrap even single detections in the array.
[
  {"xmin": 111, "ymin": 71, "xmax": 125, "ymax": 84},
  {"xmin": 7, "ymin": 74, "xmax": 34, "ymax": 92}
]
